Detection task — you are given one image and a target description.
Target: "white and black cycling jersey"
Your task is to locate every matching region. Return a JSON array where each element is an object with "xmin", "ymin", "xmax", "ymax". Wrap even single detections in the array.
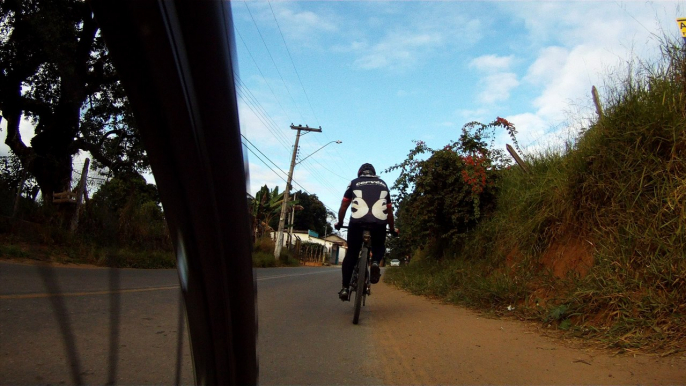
[{"xmin": 342, "ymin": 175, "xmax": 392, "ymax": 226}]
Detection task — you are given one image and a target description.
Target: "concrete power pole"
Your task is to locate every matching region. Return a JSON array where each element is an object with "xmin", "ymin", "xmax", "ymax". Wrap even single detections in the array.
[{"xmin": 274, "ymin": 124, "xmax": 321, "ymax": 259}]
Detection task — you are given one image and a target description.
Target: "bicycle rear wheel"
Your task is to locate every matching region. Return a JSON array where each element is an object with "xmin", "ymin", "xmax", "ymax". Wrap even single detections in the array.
[{"xmin": 352, "ymin": 246, "xmax": 368, "ymax": 324}]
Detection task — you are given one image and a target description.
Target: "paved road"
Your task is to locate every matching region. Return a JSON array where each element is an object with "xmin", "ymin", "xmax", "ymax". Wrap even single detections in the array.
[
  {"xmin": 5, "ymin": 260, "xmax": 684, "ymax": 385},
  {"xmin": 0, "ymin": 261, "xmax": 379, "ymax": 385}
]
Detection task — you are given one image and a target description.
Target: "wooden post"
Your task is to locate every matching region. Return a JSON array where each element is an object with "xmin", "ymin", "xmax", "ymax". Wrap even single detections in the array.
[
  {"xmin": 592, "ymin": 85, "xmax": 603, "ymax": 119},
  {"xmin": 12, "ymin": 170, "xmax": 28, "ymax": 219},
  {"xmin": 70, "ymin": 158, "xmax": 90, "ymax": 232},
  {"xmin": 506, "ymin": 144, "xmax": 530, "ymax": 174}
]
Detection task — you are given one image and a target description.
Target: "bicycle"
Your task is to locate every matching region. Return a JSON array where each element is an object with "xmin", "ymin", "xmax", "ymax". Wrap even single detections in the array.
[{"xmin": 341, "ymin": 225, "xmax": 395, "ymax": 324}]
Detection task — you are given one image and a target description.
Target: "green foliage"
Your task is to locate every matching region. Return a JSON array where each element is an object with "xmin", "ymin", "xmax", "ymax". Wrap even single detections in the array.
[
  {"xmin": 252, "ymin": 251, "xmax": 277, "ymax": 268},
  {"xmin": 386, "ymin": 37, "xmax": 686, "ymax": 352},
  {"xmin": 386, "ymin": 118, "xmax": 519, "ymax": 253},
  {"xmin": 251, "ymin": 236, "xmax": 299, "ymax": 267},
  {"xmin": 0, "ymin": 0, "xmax": 148, "ymax": 200},
  {"xmin": 291, "ymin": 191, "xmax": 334, "ymax": 235},
  {"xmin": 249, "ymin": 185, "xmax": 283, "ymax": 238},
  {"xmin": 80, "ymin": 175, "xmax": 169, "ymax": 251},
  {"xmin": 0, "ymin": 244, "xmax": 29, "ymax": 258},
  {"xmin": 248, "ymin": 185, "xmax": 334, "ymax": 238}
]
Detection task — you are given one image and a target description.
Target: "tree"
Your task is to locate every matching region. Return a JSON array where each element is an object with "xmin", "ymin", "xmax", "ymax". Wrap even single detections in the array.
[
  {"xmin": 386, "ymin": 118, "xmax": 520, "ymax": 253},
  {"xmin": 0, "ymin": 0, "xmax": 148, "ymax": 204},
  {"xmin": 249, "ymin": 185, "xmax": 284, "ymax": 239},
  {"xmin": 290, "ymin": 191, "xmax": 334, "ymax": 236}
]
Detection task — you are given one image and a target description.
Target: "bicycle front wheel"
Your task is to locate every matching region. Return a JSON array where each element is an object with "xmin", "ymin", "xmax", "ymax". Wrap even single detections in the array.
[{"xmin": 353, "ymin": 247, "xmax": 368, "ymax": 324}]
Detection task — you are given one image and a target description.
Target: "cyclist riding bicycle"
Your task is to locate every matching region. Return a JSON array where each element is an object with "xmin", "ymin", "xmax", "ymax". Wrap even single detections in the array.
[{"xmin": 334, "ymin": 163, "xmax": 398, "ymax": 301}]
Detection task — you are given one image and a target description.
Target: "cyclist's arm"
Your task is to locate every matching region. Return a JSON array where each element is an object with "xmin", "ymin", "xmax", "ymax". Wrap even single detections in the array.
[{"xmin": 337, "ymin": 198, "xmax": 351, "ymax": 225}]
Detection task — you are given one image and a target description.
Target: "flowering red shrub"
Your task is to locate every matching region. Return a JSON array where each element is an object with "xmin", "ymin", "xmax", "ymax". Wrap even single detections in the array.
[{"xmin": 385, "ymin": 118, "xmax": 520, "ymax": 254}]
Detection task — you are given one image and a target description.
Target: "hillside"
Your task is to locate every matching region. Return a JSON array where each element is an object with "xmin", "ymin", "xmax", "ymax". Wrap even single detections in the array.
[{"xmin": 385, "ymin": 38, "xmax": 686, "ymax": 353}]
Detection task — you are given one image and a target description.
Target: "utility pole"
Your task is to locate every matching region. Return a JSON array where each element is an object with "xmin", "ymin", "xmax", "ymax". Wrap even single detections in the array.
[
  {"xmin": 288, "ymin": 193, "xmax": 297, "ymax": 243},
  {"xmin": 274, "ymin": 124, "xmax": 322, "ymax": 259}
]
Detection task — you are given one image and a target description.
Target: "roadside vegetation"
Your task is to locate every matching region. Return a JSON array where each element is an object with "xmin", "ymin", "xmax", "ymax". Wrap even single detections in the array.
[
  {"xmin": 385, "ymin": 38, "xmax": 686, "ymax": 353},
  {"xmin": 0, "ymin": 172, "xmax": 175, "ymax": 268}
]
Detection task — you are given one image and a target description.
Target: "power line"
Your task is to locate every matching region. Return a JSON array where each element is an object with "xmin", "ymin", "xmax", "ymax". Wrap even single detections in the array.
[
  {"xmin": 242, "ymin": 135, "xmax": 339, "ymax": 214},
  {"xmin": 236, "ymin": 6, "xmax": 347, "ymax": 176},
  {"xmin": 235, "ymin": 82, "xmax": 292, "ymax": 153},
  {"xmin": 267, "ymin": 0, "xmax": 320, "ymax": 128},
  {"xmin": 310, "ymin": 158, "xmax": 350, "ymax": 182},
  {"xmin": 241, "ymin": 136, "xmax": 310, "ymax": 193},
  {"xmin": 242, "ymin": 1, "xmax": 306, "ymax": 124},
  {"xmin": 241, "ymin": 134, "xmax": 288, "ymax": 179},
  {"xmin": 234, "ymin": 28, "xmax": 294, "ymax": 125}
]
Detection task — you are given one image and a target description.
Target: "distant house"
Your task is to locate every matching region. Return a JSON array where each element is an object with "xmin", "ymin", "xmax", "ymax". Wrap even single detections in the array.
[
  {"xmin": 324, "ymin": 234, "xmax": 347, "ymax": 265},
  {"xmin": 270, "ymin": 230, "xmax": 347, "ymax": 265}
]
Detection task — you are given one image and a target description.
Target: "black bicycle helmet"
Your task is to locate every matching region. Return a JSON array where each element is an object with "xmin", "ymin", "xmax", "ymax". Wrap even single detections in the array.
[{"xmin": 358, "ymin": 163, "xmax": 376, "ymax": 177}]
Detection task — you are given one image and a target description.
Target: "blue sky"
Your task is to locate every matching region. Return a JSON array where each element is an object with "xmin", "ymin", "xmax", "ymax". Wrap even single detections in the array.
[
  {"xmin": 1, "ymin": 1, "xmax": 684, "ymax": 224},
  {"xmin": 231, "ymin": 0, "xmax": 685, "ymax": 218}
]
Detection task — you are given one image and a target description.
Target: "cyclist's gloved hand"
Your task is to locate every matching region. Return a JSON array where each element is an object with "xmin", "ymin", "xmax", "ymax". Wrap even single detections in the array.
[{"xmin": 334, "ymin": 222, "xmax": 342, "ymax": 230}]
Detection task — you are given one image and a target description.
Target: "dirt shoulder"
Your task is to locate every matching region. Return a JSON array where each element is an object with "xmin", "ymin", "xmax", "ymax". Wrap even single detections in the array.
[{"xmin": 371, "ymin": 280, "xmax": 686, "ymax": 385}]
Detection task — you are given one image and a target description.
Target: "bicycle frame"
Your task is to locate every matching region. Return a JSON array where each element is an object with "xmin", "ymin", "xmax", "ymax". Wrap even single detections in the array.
[{"xmin": 350, "ymin": 230, "xmax": 372, "ymax": 324}]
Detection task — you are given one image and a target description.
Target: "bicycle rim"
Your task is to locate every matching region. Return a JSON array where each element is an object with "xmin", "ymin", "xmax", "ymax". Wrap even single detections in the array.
[{"xmin": 353, "ymin": 247, "xmax": 367, "ymax": 324}]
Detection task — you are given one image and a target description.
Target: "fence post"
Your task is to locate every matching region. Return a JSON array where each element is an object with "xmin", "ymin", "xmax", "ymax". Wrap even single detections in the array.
[
  {"xmin": 592, "ymin": 85, "xmax": 603, "ymax": 119},
  {"xmin": 70, "ymin": 158, "xmax": 90, "ymax": 232},
  {"xmin": 506, "ymin": 144, "xmax": 530, "ymax": 174},
  {"xmin": 12, "ymin": 169, "xmax": 28, "ymax": 219}
]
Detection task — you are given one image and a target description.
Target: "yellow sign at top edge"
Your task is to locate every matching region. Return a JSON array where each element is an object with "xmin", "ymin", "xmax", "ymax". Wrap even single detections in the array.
[{"xmin": 678, "ymin": 18, "xmax": 686, "ymax": 38}]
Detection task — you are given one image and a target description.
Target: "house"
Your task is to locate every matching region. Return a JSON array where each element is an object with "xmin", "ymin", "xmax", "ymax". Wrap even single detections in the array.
[
  {"xmin": 270, "ymin": 230, "xmax": 347, "ymax": 265},
  {"xmin": 324, "ymin": 234, "xmax": 347, "ymax": 265}
]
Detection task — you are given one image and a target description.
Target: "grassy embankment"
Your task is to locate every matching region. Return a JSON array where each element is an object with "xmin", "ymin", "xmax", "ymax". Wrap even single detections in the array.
[
  {"xmin": 251, "ymin": 236, "xmax": 300, "ymax": 268},
  {"xmin": 386, "ymin": 40, "xmax": 686, "ymax": 353}
]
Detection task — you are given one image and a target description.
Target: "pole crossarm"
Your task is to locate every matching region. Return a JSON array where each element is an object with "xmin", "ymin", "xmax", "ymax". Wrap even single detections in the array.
[{"xmin": 291, "ymin": 124, "xmax": 322, "ymax": 133}]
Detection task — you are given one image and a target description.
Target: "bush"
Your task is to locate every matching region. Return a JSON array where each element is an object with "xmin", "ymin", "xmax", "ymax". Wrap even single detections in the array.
[
  {"xmin": 252, "ymin": 251, "xmax": 277, "ymax": 268},
  {"xmin": 386, "ymin": 37, "xmax": 686, "ymax": 352},
  {"xmin": 386, "ymin": 118, "xmax": 519, "ymax": 254}
]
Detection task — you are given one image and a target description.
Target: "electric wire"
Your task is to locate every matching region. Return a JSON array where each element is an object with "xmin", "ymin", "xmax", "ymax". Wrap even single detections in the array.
[
  {"xmin": 267, "ymin": 0, "xmax": 319, "ymax": 128},
  {"xmin": 241, "ymin": 136, "xmax": 311, "ymax": 194},
  {"xmin": 235, "ymin": 77, "xmax": 291, "ymax": 148},
  {"xmin": 235, "ymin": 75, "xmax": 290, "ymax": 141},
  {"xmin": 235, "ymin": 28, "xmax": 294, "ymax": 125},
  {"xmin": 235, "ymin": 84, "xmax": 292, "ymax": 153},
  {"xmin": 237, "ymin": 79, "xmax": 341, "ymax": 201},
  {"xmin": 242, "ymin": 1, "xmax": 306, "ymax": 124},
  {"xmin": 264, "ymin": 1, "xmax": 348, "ymax": 174},
  {"xmin": 242, "ymin": 138, "xmax": 338, "ymax": 214}
]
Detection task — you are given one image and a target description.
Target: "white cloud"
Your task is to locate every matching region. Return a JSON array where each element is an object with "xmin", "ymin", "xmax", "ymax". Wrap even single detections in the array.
[
  {"xmin": 468, "ymin": 54, "xmax": 519, "ymax": 104},
  {"xmin": 457, "ymin": 108, "xmax": 489, "ymax": 123},
  {"xmin": 469, "ymin": 54, "xmax": 514, "ymax": 72},
  {"xmin": 525, "ymin": 44, "xmax": 618, "ymax": 123},
  {"xmin": 344, "ymin": 4, "xmax": 486, "ymax": 72},
  {"xmin": 477, "ymin": 72, "xmax": 519, "ymax": 104},
  {"xmin": 274, "ymin": 6, "xmax": 338, "ymax": 39},
  {"xmin": 353, "ymin": 31, "xmax": 443, "ymax": 70},
  {"xmin": 503, "ymin": 112, "xmax": 548, "ymax": 148},
  {"xmin": 247, "ymin": 162, "xmax": 286, "ymax": 196}
]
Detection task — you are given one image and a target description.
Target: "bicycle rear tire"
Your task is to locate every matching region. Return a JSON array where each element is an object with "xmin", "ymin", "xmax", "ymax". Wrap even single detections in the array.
[{"xmin": 353, "ymin": 246, "xmax": 368, "ymax": 324}]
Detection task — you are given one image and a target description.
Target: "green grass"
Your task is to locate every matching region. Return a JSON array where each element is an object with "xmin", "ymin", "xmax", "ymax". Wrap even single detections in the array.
[
  {"xmin": 0, "ymin": 244, "xmax": 29, "ymax": 259},
  {"xmin": 387, "ymin": 38, "xmax": 686, "ymax": 353}
]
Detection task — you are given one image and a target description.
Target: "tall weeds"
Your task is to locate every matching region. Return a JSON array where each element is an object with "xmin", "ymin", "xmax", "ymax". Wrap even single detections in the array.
[{"xmin": 387, "ymin": 38, "xmax": 686, "ymax": 352}]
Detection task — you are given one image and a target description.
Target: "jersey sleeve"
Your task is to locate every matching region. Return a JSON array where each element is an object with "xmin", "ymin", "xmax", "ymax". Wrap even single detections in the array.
[{"xmin": 342, "ymin": 181, "xmax": 354, "ymax": 202}]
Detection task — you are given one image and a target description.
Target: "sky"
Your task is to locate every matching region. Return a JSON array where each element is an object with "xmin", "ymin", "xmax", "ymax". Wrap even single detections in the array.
[
  {"xmin": 1, "ymin": 0, "xmax": 684, "ymax": 230},
  {"xmin": 230, "ymin": 0, "xmax": 685, "ymax": 224}
]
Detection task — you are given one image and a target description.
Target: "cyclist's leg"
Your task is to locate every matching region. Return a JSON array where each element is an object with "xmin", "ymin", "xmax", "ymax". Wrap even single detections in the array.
[
  {"xmin": 369, "ymin": 226, "xmax": 385, "ymax": 284},
  {"xmin": 370, "ymin": 226, "xmax": 387, "ymax": 265},
  {"xmin": 342, "ymin": 225, "xmax": 363, "ymax": 287}
]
